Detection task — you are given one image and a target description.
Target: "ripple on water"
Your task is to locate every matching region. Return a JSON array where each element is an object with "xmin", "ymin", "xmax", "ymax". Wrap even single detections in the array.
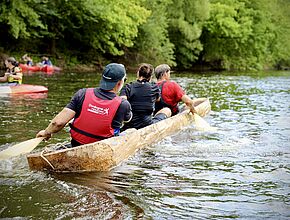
[{"xmin": 1, "ymin": 71, "xmax": 290, "ymax": 219}]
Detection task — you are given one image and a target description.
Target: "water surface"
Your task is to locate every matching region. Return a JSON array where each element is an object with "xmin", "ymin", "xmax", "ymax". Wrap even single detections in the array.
[{"xmin": 0, "ymin": 70, "xmax": 289, "ymax": 219}]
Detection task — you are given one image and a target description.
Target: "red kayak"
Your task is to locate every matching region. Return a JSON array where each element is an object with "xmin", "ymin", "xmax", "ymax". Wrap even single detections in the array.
[
  {"xmin": 19, "ymin": 64, "xmax": 61, "ymax": 73},
  {"xmin": 19, "ymin": 64, "xmax": 41, "ymax": 72},
  {"xmin": 0, "ymin": 84, "xmax": 48, "ymax": 94}
]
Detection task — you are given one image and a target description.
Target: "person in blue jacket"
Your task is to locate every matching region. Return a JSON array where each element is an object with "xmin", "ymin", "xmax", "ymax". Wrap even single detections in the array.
[
  {"xmin": 41, "ymin": 56, "xmax": 52, "ymax": 66},
  {"xmin": 22, "ymin": 54, "xmax": 33, "ymax": 66}
]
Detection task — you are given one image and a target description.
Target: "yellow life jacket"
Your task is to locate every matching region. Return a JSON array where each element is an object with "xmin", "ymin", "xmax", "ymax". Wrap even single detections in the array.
[{"xmin": 7, "ymin": 67, "xmax": 23, "ymax": 84}]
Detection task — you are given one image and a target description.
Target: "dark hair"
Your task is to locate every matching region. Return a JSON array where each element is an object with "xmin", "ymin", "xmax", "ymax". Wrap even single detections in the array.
[
  {"xmin": 155, "ymin": 64, "xmax": 170, "ymax": 79},
  {"xmin": 137, "ymin": 63, "xmax": 154, "ymax": 81},
  {"xmin": 6, "ymin": 57, "xmax": 18, "ymax": 67}
]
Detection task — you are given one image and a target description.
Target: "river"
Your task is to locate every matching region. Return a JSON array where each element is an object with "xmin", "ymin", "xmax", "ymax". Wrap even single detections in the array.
[{"xmin": 0, "ymin": 70, "xmax": 289, "ymax": 219}]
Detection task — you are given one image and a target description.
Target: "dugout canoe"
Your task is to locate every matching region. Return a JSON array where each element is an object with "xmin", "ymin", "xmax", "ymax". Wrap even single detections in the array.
[
  {"xmin": 27, "ymin": 98, "xmax": 211, "ymax": 173},
  {"xmin": 0, "ymin": 84, "xmax": 48, "ymax": 94}
]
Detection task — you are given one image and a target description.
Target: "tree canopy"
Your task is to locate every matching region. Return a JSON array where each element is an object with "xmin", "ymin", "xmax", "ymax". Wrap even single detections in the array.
[{"xmin": 0, "ymin": 0, "xmax": 289, "ymax": 70}]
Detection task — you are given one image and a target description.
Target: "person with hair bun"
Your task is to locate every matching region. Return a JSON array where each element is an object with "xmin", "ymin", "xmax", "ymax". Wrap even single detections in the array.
[
  {"xmin": 0, "ymin": 57, "xmax": 23, "ymax": 85},
  {"xmin": 120, "ymin": 63, "xmax": 171, "ymax": 130}
]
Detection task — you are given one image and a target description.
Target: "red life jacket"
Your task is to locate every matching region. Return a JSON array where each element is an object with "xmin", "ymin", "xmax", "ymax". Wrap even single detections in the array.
[{"xmin": 70, "ymin": 88, "xmax": 122, "ymax": 145}]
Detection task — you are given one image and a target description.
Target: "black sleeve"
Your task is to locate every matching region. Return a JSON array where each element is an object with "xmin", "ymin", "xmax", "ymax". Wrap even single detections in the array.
[
  {"xmin": 151, "ymin": 83, "xmax": 160, "ymax": 101},
  {"xmin": 120, "ymin": 83, "xmax": 131, "ymax": 98},
  {"xmin": 112, "ymin": 99, "xmax": 132, "ymax": 129},
  {"xmin": 66, "ymin": 88, "xmax": 86, "ymax": 118}
]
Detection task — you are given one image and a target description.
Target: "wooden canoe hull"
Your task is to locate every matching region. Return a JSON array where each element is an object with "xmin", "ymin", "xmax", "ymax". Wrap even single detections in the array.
[{"xmin": 27, "ymin": 98, "xmax": 210, "ymax": 172}]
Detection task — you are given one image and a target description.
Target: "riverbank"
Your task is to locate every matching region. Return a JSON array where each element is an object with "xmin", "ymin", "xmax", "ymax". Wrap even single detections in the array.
[
  {"xmin": 0, "ymin": 52, "xmax": 286, "ymax": 73},
  {"xmin": 0, "ymin": 52, "xmax": 229, "ymax": 73}
]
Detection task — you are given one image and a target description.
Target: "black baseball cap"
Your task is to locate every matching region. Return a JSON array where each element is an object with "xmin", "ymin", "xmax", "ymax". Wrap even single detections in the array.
[{"xmin": 100, "ymin": 63, "xmax": 126, "ymax": 90}]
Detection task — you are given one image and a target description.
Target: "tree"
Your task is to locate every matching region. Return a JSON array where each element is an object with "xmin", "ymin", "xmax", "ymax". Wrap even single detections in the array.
[
  {"xmin": 167, "ymin": 0, "xmax": 210, "ymax": 68},
  {"xmin": 266, "ymin": 0, "xmax": 290, "ymax": 68},
  {"xmin": 201, "ymin": 0, "xmax": 290, "ymax": 70},
  {"xmin": 0, "ymin": 0, "xmax": 149, "ymax": 59},
  {"xmin": 129, "ymin": 0, "xmax": 175, "ymax": 67},
  {"xmin": 0, "ymin": 0, "xmax": 46, "ymax": 39}
]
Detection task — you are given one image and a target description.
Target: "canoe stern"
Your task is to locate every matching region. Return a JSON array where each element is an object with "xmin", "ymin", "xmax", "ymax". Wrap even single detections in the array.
[{"xmin": 27, "ymin": 142, "xmax": 115, "ymax": 172}]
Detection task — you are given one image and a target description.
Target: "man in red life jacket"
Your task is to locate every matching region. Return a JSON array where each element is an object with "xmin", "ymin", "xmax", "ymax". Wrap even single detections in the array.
[
  {"xmin": 154, "ymin": 64, "xmax": 208, "ymax": 116},
  {"xmin": 36, "ymin": 63, "xmax": 132, "ymax": 147}
]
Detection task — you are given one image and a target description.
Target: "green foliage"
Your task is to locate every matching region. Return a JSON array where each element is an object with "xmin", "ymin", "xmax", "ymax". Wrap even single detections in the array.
[
  {"xmin": 1, "ymin": 0, "xmax": 149, "ymax": 56},
  {"xmin": 267, "ymin": 0, "xmax": 290, "ymax": 66},
  {"xmin": 201, "ymin": 0, "xmax": 290, "ymax": 70},
  {"xmin": 77, "ymin": 0, "xmax": 150, "ymax": 55},
  {"xmin": 0, "ymin": 0, "xmax": 289, "ymax": 70},
  {"xmin": 0, "ymin": 0, "xmax": 46, "ymax": 39},
  {"xmin": 167, "ymin": 0, "xmax": 210, "ymax": 68},
  {"xmin": 130, "ymin": 0, "xmax": 175, "ymax": 66}
]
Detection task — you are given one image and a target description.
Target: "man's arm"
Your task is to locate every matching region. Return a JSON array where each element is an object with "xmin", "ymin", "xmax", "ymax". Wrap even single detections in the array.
[
  {"xmin": 181, "ymin": 94, "xmax": 197, "ymax": 114},
  {"xmin": 36, "ymin": 107, "xmax": 76, "ymax": 140},
  {"xmin": 120, "ymin": 83, "xmax": 131, "ymax": 100},
  {"xmin": 191, "ymin": 97, "xmax": 211, "ymax": 117},
  {"xmin": 9, "ymin": 72, "xmax": 23, "ymax": 80},
  {"xmin": 0, "ymin": 73, "xmax": 9, "ymax": 82},
  {"xmin": 12, "ymin": 67, "xmax": 23, "ymax": 80}
]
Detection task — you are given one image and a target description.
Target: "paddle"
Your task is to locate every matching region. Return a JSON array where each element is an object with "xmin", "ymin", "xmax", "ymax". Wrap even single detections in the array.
[
  {"xmin": 193, "ymin": 113, "xmax": 217, "ymax": 131},
  {"xmin": 0, "ymin": 137, "xmax": 45, "ymax": 160}
]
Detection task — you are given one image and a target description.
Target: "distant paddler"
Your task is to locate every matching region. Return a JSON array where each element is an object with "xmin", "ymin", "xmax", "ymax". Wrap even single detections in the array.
[
  {"xmin": 22, "ymin": 54, "xmax": 34, "ymax": 66},
  {"xmin": 40, "ymin": 56, "xmax": 52, "ymax": 66},
  {"xmin": 0, "ymin": 57, "xmax": 23, "ymax": 85}
]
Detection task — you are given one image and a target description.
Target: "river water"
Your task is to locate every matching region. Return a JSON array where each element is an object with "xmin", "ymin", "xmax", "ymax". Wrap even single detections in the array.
[{"xmin": 0, "ymin": 70, "xmax": 289, "ymax": 219}]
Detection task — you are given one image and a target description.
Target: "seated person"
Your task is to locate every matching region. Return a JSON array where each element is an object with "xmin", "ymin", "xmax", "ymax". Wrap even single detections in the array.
[
  {"xmin": 0, "ymin": 57, "xmax": 23, "ymax": 85},
  {"xmin": 154, "ymin": 64, "xmax": 198, "ymax": 116},
  {"xmin": 36, "ymin": 63, "xmax": 132, "ymax": 147},
  {"xmin": 120, "ymin": 63, "xmax": 171, "ymax": 130},
  {"xmin": 22, "ymin": 54, "xmax": 33, "ymax": 66},
  {"xmin": 41, "ymin": 56, "xmax": 52, "ymax": 66}
]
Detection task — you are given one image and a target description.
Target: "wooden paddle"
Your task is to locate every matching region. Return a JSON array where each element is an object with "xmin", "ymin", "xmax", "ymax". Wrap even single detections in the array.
[
  {"xmin": 0, "ymin": 137, "xmax": 45, "ymax": 160},
  {"xmin": 193, "ymin": 113, "xmax": 217, "ymax": 131}
]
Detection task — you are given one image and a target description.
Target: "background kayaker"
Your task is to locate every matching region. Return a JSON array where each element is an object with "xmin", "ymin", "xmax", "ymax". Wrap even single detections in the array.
[
  {"xmin": 40, "ymin": 56, "xmax": 52, "ymax": 66},
  {"xmin": 120, "ymin": 63, "xmax": 171, "ymax": 130},
  {"xmin": 36, "ymin": 63, "xmax": 132, "ymax": 147},
  {"xmin": 22, "ymin": 54, "xmax": 33, "ymax": 66},
  {"xmin": 0, "ymin": 57, "xmax": 23, "ymax": 85},
  {"xmin": 154, "ymin": 64, "xmax": 202, "ymax": 116}
]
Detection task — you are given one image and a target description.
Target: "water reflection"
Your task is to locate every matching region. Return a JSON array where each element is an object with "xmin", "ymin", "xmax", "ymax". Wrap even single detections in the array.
[{"xmin": 0, "ymin": 93, "xmax": 49, "ymax": 145}]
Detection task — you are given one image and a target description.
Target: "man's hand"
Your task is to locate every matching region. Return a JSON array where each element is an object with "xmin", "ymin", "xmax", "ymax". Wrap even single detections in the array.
[
  {"xmin": 36, "ymin": 130, "xmax": 52, "ymax": 141},
  {"xmin": 194, "ymin": 99, "xmax": 211, "ymax": 117},
  {"xmin": 189, "ymin": 105, "xmax": 197, "ymax": 114}
]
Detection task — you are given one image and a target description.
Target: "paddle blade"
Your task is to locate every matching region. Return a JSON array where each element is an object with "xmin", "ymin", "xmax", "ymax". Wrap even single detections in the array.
[
  {"xmin": 0, "ymin": 137, "xmax": 44, "ymax": 160},
  {"xmin": 193, "ymin": 113, "xmax": 217, "ymax": 131}
]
